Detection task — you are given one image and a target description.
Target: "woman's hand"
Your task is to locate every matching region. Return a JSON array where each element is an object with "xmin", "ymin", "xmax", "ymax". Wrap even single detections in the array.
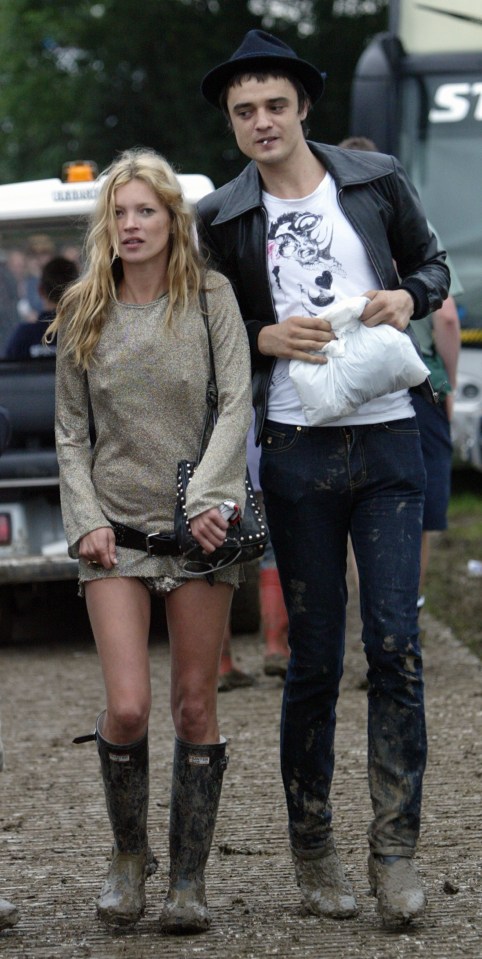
[
  {"xmin": 190, "ymin": 507, "xmax": 229, "ymax": 554},
  {"xmin": 78, "ymin": 526, "xmax": 118, "ymax": 569}
]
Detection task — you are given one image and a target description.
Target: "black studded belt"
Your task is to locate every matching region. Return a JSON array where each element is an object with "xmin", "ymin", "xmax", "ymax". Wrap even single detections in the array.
[{"xmin": 108, "ymin": 519, "xmax": 181, "ymax": 557}]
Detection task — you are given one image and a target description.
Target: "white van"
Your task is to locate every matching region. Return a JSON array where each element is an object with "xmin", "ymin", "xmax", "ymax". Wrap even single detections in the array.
[{"xmin": 0, "ymin": 160, "xmax": 215, "ymax": 349}]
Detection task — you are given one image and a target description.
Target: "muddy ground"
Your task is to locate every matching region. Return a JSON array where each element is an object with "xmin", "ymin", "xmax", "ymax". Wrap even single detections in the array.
[
  {"xmin": 0, "ymin": 578, "xmax": 481, "ymax": 959},
  {"xmin": 423, "ymin": 468, "xmax": 482, "ymax": 660}
]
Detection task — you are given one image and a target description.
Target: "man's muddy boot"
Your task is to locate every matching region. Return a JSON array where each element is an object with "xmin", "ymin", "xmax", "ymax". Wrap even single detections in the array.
[
  {"xmin": 368, "ymin": 853, "xmax": 426, "ymax": 927},
  {"xmin": 76, "ymin": 713, "xmax": 157, "ymax": 927},
  {"xmin": 159, "ymin": 737, "xmax": 228, "ymax": 935},
  {"xmin": 291, "ymin": 837, "xmax": 358, "ymax": 918},
  {"xmin": 0, "ymin": 898, "xmax": 18, "ymax": 931}
]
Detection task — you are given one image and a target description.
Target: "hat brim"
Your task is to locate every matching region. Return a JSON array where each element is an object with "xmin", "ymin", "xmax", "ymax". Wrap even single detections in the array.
[{"xmin": 201, "ymin": 54, "xmax": 325, "ymax": 109}]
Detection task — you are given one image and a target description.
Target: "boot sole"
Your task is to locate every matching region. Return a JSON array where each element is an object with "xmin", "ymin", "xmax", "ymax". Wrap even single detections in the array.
[
  {"xmin": 160, "ymin": 922, "xmax": 210, "ymax": 935},
  {"xmin": 97, "ymin": 905, "xmax": 145, "ymax": 928},
  {"xmin": 302, "ymin": 899, "xmax": 358, "ymax": 919}
]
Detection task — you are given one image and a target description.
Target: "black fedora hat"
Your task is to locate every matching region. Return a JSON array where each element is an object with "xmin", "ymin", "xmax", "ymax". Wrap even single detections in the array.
[{"xmin": 201, "ymin": 29, "xmax": 325, "ymax": 109}]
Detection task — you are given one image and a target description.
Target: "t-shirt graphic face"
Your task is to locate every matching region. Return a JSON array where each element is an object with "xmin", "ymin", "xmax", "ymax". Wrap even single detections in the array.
[{"xmin": 268, "ymin": 209, "xmax": 345, "ymax": 317}]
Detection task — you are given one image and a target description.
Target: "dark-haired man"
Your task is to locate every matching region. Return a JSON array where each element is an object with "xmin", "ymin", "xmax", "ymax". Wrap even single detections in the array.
[
  {"xmin": 4, "ymin": 255, "xmax": 78, "ymax": 361},
  {"xmin": 197, "ymin": 30, "xmax": 449, "ymax": 927}
]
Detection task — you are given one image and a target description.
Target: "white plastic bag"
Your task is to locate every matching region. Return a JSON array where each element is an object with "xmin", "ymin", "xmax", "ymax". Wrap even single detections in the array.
[{"xmin": 289, "ymin": 296, "xmax": 429, "ymax": 425}]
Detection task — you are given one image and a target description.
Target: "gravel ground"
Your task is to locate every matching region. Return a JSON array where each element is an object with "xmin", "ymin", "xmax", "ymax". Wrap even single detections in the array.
[{"xmin": 0, "ymin": 585, "xmax": 481, "ymax": 959}]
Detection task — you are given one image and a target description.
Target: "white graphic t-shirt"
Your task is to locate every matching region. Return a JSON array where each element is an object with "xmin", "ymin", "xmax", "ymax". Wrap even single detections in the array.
[{"xmin": 263, "ymin": 172, "xmax": 414, "ymax": 426}]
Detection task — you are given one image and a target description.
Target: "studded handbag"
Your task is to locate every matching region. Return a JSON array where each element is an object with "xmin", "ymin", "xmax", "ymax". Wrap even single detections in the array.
[{"xmin": 174, "ymin": 291, "xmax": 268, "ymax": 577}]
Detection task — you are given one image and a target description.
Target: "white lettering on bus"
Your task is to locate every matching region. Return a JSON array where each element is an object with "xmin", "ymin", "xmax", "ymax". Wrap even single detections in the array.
[
  {"xmin": 52, "ymin": 188, "xmax": 99, "ymax": 201},
  {"xmin": 430, "ymin": 83, "xmax": 482, "ymax": 123}
]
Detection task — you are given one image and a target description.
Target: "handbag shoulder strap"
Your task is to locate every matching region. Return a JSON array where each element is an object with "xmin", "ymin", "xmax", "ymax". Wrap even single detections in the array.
[
  {"xmin": 200, "ymin": 288, "xmax": 217, "ymax": 408},
  {"xmin": 197, "ymin": 288, "xmax": 218, "ymax": 460}
]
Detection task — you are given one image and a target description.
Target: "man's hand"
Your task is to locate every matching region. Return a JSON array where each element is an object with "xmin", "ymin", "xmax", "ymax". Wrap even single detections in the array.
[
  {"xmin": 190, "ymin": 507, "xmax": 229, "ymax": 554},
  {"xmin": 361, "ymin": 289, "xmax": 415, "ymax": 331},
  {"xmin": 258, "ymin": 314, "xmax": 335, "ymax": 363},
  {"xmin": 79, "ymin": 526, "xmax": 118, "ymax": 569}
]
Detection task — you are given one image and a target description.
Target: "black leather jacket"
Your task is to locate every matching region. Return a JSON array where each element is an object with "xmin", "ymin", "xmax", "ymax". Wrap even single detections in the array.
[{"xmin": 197, "ymin": 142, "xmax": 450, "ymax": 442}]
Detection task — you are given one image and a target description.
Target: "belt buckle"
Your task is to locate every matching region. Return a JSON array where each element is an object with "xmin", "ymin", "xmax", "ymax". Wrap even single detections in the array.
[
  {"xmin": 146, "ymin": 531, "xmax": 177, "ymax": 556},
  {"xmin": 146, "ymin": 531, "xmax": 160, "ymax": 557}
]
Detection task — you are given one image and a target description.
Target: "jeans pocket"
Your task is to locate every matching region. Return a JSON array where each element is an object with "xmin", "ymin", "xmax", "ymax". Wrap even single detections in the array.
[
  {"xmin": 261, "ymin": 423, "xmax": 302, "ymax": 454},
  {"xmin": 375, "ymin": 418, "xmax": 420, "ymax": 437}
]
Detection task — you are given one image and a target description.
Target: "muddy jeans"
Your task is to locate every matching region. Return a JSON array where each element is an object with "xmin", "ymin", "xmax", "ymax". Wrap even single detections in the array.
[{"xmin": 260, "ymin": 417, "xmax": 427, "ymax": 858}]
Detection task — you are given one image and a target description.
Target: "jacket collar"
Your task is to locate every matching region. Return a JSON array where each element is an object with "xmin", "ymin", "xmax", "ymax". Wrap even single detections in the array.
[{"xmin": 211, "ymin": 141, "xmax": 392, "ymax": 226}]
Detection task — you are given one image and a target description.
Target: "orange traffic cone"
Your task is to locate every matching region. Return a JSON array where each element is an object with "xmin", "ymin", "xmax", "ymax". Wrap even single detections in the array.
[{"xmin": 260, "ymin": 567, "xmax": 290, "ymax": 678}]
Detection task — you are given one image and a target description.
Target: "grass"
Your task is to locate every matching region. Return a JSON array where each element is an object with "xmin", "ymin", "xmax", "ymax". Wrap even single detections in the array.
[{"xmin": 424, "ymin": 469, "xmax": 482, "ymax": 659}]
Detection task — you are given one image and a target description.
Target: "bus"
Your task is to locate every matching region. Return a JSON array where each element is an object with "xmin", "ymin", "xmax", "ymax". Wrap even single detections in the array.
[{"xmin": 350, "ymin": 0, "xmax": 482, "ymax": 470}]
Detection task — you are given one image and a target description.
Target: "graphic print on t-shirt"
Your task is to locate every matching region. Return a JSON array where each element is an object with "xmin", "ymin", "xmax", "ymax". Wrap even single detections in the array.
[
  {"xmin": 267, "ymin": 209, "xmax": 346, "ymax": 316},
  {"xmin": 263, "ymin": 175, "xmax": 412, "ymax": 426}
]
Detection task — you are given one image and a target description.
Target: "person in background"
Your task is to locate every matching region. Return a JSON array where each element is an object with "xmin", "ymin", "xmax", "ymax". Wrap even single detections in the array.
[
  {"xmin": 338, "ymin": 135, "xmax": 378, "ymax": 152},
  {"xmin": 49, "ymin": 148, "xmax": 252, "ymax": 934},
  {"xmin": 411, "ymin": 271, "xmax": 461, "ymax": 611},
  {"xmin": 340, "ymin": 137, "xmax": 462, "ymax": 612},
  {"xmin": 23, "ymin": 233, "xmax": 56, "ymax": 319},
  {"xmin": 4, "ymin": 256, "xmax": 78, "ymax": 361},
  {"xmin": 0, "ymin": 406, "xmax": 19, "ymax": 933},
  {"xmin": 60, "ymin": 244, "xmax": 82, "ymax": 271},
  {"xmin": 197, "ymin": 30, "xmax": 449, "ymax": 928},
  {"xmin": 0, "ymin": 257, "xmax": 21, "ymax": 355}
]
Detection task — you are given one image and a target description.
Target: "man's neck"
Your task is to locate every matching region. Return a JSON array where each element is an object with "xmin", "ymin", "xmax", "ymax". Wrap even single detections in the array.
[{"xmin": 257, "ymin": 144, "xmax": 325, "ymax": 199}]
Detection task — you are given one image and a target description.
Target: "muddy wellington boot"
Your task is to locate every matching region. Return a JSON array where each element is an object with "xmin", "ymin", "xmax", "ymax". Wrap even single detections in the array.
[
  {"xmin": 159, "ymin": 737, "xmax": 228, "ymax": 934},
  {"xmin": 75, "ymin": 713, "xmax": 157, "ymax": 927},
  {"xmin": 0, "ymin": 898, "xmax": 19, "ymax": 931}
]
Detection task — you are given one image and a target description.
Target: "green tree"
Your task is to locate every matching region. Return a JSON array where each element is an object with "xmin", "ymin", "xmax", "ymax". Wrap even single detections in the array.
[
  {"xmin": 0, "ymin": 0, "xmax": 388, "ymax": 187},
  {"xmin": 0, "ymin": 0, "xmax": 265, "ymax": 183},
  {"xmin": 306, "ymin": 0, "xmax": 389, "ymax": 146}
]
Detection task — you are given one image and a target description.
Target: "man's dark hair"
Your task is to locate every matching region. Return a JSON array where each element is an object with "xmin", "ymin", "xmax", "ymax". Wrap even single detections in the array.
[
  {"xmin": 40, "ymin": 256, "xmax": 79, "ymax": 305},
  {"xmin": 220, "ymin": 70, "xmax": 312, "ymax": 132}
]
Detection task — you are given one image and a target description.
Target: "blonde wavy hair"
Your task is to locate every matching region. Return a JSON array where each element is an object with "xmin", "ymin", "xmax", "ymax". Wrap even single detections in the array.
[{"xmin": 47, "ymin": 148, "xmax": 204, "ymax": 368}]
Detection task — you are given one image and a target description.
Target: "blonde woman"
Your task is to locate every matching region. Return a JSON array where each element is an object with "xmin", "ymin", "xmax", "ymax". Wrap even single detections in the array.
[{"xmin": 49, "ymin": 148, "xmax": 252, "ymax": 933}]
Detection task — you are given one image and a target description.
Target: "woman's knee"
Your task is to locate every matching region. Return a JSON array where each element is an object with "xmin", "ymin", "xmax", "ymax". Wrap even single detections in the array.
[
  {"xmin": 171, "ymin": 687, "xmax": 216, "ymax": 743},
  {"xmin": 105, "ymin": 697, "xmax": 151, "ymax": 742}
]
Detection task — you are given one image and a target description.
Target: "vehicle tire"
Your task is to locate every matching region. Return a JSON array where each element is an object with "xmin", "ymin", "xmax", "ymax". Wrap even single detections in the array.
[
  {"xmin": 0, "ymin": 586, "xmax": 14, "ymax": 645},
  {"xmin": 231, "ymin": 559, "xmax": 260, "ymax": 635}
]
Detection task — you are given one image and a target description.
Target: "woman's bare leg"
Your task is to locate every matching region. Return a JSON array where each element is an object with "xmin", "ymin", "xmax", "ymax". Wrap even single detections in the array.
[
  {"xmin": 166, "ymin": 580, "xmax": 232, "ymax": 743},
  {"xmin": 85, "ymin": 577, "xmax": 152, "ymax": 743},
  {"xmin": 160, "ymin": 579, "xmax": 233, "ymax": 933}
]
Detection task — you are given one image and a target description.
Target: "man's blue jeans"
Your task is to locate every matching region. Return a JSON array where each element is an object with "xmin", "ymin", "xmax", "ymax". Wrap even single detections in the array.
[{"xmin": 260, "ymin": 417, "xmax": 427, "ymax": 858}]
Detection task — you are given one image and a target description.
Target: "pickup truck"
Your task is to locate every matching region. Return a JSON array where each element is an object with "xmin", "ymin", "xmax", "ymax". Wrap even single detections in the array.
[
  {"xmin": 0, "ymin": 163, "xmax": 260, "ymax": 641},
  {"xmin": 0, "ymin": 356, "xmax": 74, "ymax": 639}
]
